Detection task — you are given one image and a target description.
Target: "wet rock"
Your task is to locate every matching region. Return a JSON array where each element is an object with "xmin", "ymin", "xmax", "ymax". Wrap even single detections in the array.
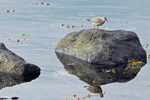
[
  {"xmin": 55, "ymin": 29, "xmax": 147, "ymax": 66},
  {"xmin": 0, "ymin": 43, "xmax": 40, "ymax": 77},
  {"xmin": 0, "ymin": 72, "xmax": 40, "ymax": 89}
]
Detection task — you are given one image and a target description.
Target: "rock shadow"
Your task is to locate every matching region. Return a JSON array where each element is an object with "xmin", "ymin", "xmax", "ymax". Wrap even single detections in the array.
[{"xmin": 56, "ymin": 52, "xmax": 145, "ymax": 97}]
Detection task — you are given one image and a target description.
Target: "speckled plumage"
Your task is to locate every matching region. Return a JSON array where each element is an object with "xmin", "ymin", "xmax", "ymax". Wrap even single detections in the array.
[{"xmin": 87, "ymin": 17, "xmax": 108, "ymax": 29}]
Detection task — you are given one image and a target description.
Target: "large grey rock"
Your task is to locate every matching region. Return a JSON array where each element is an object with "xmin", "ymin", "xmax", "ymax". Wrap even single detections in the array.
[
  {"xmin": 56, "ymin": 52, "xmax": 144, "ymax": 86},
  {"xmin": 55, "ymin": 29, "xmax": 147, "ymax": 66},
  {"xmin": 0, "ymin": 43, "xmax": 40, "ymax": 77}
]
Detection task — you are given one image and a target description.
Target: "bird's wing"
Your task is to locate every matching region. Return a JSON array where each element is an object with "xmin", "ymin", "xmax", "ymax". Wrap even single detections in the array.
[{"xmin": 91, "ymin": 17, "xmax": 101, "ymax": 23}]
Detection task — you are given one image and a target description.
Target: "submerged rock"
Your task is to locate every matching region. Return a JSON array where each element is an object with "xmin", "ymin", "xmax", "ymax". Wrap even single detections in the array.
[
  {"xmin": 0, "ymin": 43, "xmax": 40, "ymax": 77},
  {"xmin": 55, "ymin": 29, "xmax": 146, "ymax": 66}
]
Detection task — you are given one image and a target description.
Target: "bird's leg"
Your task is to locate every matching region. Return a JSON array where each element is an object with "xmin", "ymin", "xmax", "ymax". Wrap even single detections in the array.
[
  {"xmin": 97, "ymin": 26, "xmax": 99, "ymax": 30},
  {"xmin": 94, "ymin": 25, "xmax": 95, "ymax": 30}
]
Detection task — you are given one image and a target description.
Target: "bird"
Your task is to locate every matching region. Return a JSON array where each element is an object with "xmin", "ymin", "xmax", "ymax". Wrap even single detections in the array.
[{"xmin": 87, "ymin": 17, "xmax": 108, "ymax": 30}]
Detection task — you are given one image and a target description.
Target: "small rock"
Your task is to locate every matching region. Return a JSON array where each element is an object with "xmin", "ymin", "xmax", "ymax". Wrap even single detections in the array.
[{"xmin": 62, "ymin": 24, "xmax": 65, "ymax": 26}]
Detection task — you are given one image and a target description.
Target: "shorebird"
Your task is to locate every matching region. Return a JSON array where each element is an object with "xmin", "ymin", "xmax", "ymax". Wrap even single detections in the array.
[{"xmin": 87, "ymin": 17, "xmax": 108, "ymax": 30}]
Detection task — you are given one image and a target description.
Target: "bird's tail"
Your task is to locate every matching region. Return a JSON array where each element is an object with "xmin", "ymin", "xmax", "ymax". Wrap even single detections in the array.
[{"xmin": 87, "ymin": 19, "xmax": 90, "ymax": 21}]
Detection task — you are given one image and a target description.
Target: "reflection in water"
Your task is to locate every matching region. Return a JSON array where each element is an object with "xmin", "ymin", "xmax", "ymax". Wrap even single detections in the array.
[
  {"xmin": 56, "ymin": 52, "xmax": 146, "ymax": 97},
  {"xmin": 86, "ymin": 85, "xmax": 104, "ymax": 98},
  {"xmin": 0, "ymin": 72, "xmax": 40, "ymax": 90},
  {"xmin": 0, "ymin": 97, "xmax": 19, "ymax": 100}
]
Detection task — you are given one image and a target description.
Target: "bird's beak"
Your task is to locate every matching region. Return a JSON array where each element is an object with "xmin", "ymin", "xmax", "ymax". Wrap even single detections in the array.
[{"xmin": 106, "ymin": 20, "xmax": 109, "ymax": 22}]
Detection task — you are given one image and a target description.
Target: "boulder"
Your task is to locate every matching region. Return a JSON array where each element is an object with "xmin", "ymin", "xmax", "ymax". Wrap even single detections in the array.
[
  {"xmin": 0, "ymin": 43, "xmax": 40, "ymax": 77},
  {"xmin": 55, "ymin": 29, "xmax": 147, "ymax": 66},
  {"xmin": 0, "ymin": 72, "xmax": 40, "ymax": 89}
]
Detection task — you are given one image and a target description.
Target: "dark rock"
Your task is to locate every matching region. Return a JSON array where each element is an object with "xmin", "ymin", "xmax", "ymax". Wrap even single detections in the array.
[
  {"xmin": 0, "ymin": 72, "xmax": 40, "ymax": 89},
  {"xmin": 55, "ymin": 29, "xmax": 147, "ymax": 66},
  {"xmin": 0, "ymin": 43, "xmax": 40, "ymax": 76},
  {"xmin": 11, "ymin": 97, "xmax": 19, "ymax": 100}
]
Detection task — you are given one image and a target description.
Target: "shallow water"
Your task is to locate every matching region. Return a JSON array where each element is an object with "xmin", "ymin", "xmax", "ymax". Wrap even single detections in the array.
[{"xmin": 0, "ymin": 0, "xmax": 150, "ymax": 100}]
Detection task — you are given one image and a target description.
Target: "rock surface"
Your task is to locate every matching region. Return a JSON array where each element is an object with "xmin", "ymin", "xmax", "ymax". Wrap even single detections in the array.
[
  {"xmin": 0, "ymin": 43, "xmax": 40, "ymax": 77},
  {"xmin": 55, "ymin": 29, "xmax": 147, "ymax": 65},
  {"xmin": 0, "ymin": 72, "xmax": 40, "ymax": 89}
]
